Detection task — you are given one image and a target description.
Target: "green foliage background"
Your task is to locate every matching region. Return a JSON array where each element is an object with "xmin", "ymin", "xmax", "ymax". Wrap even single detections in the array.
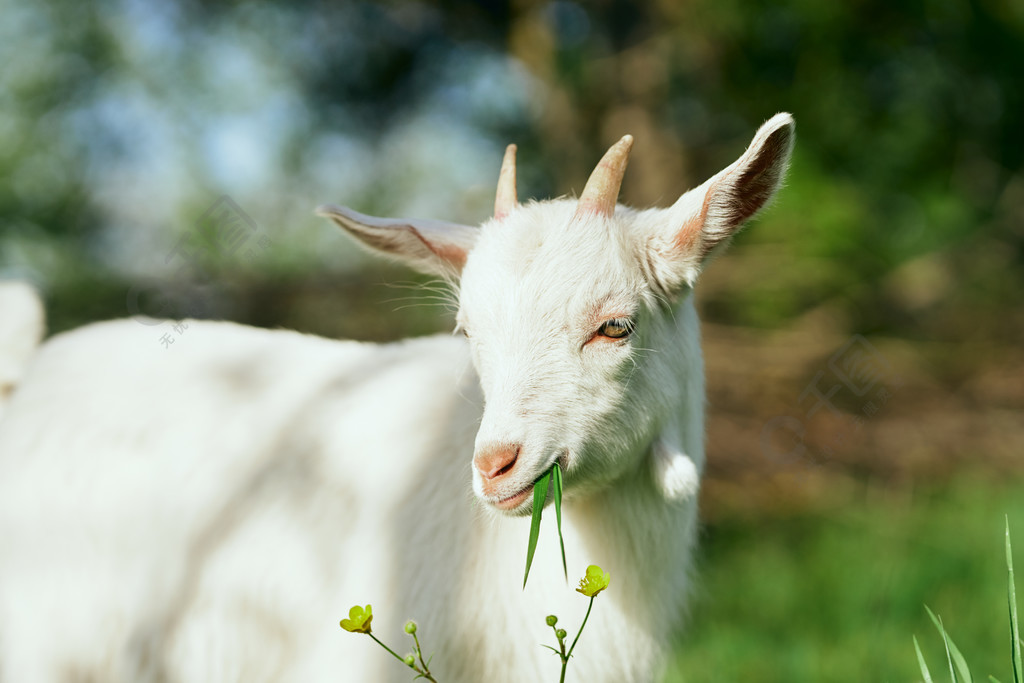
[{"xmin": 4, "ymin": 0, "xmax": 1022, "ymax": 340}]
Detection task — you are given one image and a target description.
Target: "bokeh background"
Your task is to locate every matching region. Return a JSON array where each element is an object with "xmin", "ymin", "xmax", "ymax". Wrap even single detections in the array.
[{"xmin": 1, "ymin": 0, "xmax": 1022, "ymax": 680}]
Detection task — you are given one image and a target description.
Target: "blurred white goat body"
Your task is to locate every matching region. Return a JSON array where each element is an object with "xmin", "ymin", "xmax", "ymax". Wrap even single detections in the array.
[
  {"xmin": 0, "ymin": 282, "xmax": 45, "ymax": 422},
  {"xmin": 0, "ymin": 114, "xmax": 793, "ymax": 682}
]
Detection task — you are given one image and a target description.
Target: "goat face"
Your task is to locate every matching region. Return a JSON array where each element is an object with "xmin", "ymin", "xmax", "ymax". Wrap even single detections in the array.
[
  {"xmin": 318, "ymin": 113, "xmax": 795, "ymax": 516},
  {"xmin": 458, "ymin": 200, "xmax": 671, "ymax": 515}
]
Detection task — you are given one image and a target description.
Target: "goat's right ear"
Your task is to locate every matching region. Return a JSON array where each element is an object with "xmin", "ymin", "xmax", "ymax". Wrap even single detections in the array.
[
  {"xmin": 644, "ymin": 113, "xmax": 795, "ymax": 295},
  {"xmin": 316, "ymin": 204, "xmax": 478, "ymax": 278}
]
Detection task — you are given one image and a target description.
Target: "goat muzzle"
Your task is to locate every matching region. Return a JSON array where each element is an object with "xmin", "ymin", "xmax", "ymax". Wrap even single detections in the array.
[{"xmin": 473, "ymin": 442, "xmax": 521, "ymax": 496}]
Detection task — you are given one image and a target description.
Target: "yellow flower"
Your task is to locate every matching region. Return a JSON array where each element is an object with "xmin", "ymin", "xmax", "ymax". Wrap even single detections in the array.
[
  {"xmin": 576, "ymin": 565, "xmax": 610, "ymax": 597},
  {"xmin": 340, "ymin": 604, "xmax": 373, "ymax": 633}
]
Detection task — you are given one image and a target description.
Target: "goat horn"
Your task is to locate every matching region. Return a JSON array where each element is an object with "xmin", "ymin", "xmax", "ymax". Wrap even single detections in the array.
[
  {"xmin": 494, "ymin": 144, "xmax": 518, "ymax": 220},
  {"xmin": 574, "ymin": 134, "xmax": 633, "ymax": 219}
]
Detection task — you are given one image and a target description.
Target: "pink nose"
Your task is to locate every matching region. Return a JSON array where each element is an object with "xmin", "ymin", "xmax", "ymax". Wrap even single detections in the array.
[{"xmin": 474, "ymin": 443, "xmax": 520, "ymax": 493}]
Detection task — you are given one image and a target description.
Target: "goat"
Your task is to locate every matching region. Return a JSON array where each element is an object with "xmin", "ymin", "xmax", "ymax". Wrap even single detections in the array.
[
  {"xmin": 0, "ymin": 282, "xmax": 45, "ymax": 421},
  {"xmin": 0, "ymin": 113, "xmax": 794, "ymax": 682}
]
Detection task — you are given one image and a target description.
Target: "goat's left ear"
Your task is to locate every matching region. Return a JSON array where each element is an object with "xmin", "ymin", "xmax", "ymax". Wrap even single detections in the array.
[
  {"xmin": 317, "ymin": 204, "xmax": 478, "ymax": 278},
  {"xmin": 645, "ymin": 113, "xmax": 795, "ymax": 293}
]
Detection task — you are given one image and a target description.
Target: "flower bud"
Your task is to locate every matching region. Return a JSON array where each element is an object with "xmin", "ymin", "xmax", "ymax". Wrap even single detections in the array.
[
  {"xmin": 404, "ymin": 654, "xmax": 416, "ymax": 667},
  {"xmin": 404, "ymin": 620, "xmax": 417, "ymax": 634},
  {"xmin": 545, "ymin": 615, "xmax": 558, "ymax": 627},
  {"xmin": 556, "ymin": 628, "xmax": 567, "ymax": 640}
]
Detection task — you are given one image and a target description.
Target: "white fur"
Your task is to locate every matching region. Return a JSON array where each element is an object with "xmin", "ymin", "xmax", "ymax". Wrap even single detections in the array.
[
  {"xmin": 0, "ymin": 114, "xmax": 793, "ymax": 682},
  {"xmin": 0, "ymin": 281, "xmax": 45, "ymax": 421}
]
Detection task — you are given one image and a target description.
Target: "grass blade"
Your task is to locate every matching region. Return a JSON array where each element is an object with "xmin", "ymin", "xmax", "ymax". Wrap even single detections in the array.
[
  {"xmin": 552, "ymin": 464, "xmax": 567, "ymax": 582},
  {"xmin": 1007, "ymin": 517, "xmax": 1022, "ymax": 683},
  {"xmin": 992, "ymin": 677, "xmax": 1005, "ymax": 683},
  {"xmin": 915, "ymin": 635, "xmax": 935, "ymax": 683},
  {"xmin": 928, "ymin": 605, "xmax": 973, "ymax": 683},
  {"xmin": 523, "ymin": 470, "xmax": 551, "ymax": 588},
  {"xmin": 941, "ymin": 619, "xmax": 959, "ymax": 683}
]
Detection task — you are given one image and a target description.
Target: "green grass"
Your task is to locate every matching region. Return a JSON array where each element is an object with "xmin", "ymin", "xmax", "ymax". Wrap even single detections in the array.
[
  {"xmin": 912, "ymin": 518, "xmax": 1022, "ymax": 683},
  {"xmin": 664, "ymin": 474, "xmax": 1024, "ymax": 683}
]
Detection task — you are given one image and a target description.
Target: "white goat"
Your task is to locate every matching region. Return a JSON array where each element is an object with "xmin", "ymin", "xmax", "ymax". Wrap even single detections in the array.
[
  {"xmin": 0, "ymin": 282, "xmax": 45, "ymax": 422},
  {"xmin": 0, "ymin": 113, "xmax": 793, "ymax": 682}
]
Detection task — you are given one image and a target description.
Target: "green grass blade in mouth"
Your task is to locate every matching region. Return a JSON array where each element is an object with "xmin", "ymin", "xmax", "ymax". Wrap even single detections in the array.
[
  {"xmin": 523, "ymin": 470, "xmax": 551, "ymax": 589},
  {"xmin": 553, "ymin": 463, "xmax": 567, "ymax": 582}
]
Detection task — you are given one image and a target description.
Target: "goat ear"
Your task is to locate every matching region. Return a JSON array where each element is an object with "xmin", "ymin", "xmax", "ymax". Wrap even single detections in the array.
[
  {"xmin": 646, "ymin": 113, "xmax": 795, "ymax": 293},
  {"xmin": 317, "ymin": 204, "xmax": 478, "ymax": 278}
]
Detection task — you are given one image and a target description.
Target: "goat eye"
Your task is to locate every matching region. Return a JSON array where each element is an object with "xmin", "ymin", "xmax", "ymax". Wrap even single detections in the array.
[{"xmin": 597, "ymin": 318, "xmax": 634, "ymax": 339}]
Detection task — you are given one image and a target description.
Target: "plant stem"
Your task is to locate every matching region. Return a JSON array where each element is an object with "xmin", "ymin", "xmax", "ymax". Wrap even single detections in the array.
[
  {"xmin": 369, "ymin": 632, "xmax": 439, "ymax": 682},
  {"xmin": 368, "ymin": 633, "xmax": 408, "ymax": 667},
  {"xmin": 412, "ymin": 632, "xmax": 438, "ymax": 682},
  {"xmin": 555, "ymin": 626, "xmax": 568, "ymax": 683},
  {"xmin": 566, "ymin": 597, "xmax": 595, "ymax": 660}
]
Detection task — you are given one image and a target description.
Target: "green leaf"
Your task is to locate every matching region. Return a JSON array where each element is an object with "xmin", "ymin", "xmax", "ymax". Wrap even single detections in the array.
[
  {"xmin": 553, "ymin": 463, "xmax": 567, "ymax": 582},
  {"xmin": 927, "ymin": 605, "xmax": 973, "ymax": 683},
  {"xmin": 523, "ymin": 469, "xmax": 551, "ymax": 588},
  {"xmin": 1007, "ymin": 517, "xmax": 1022, "ymax": 683},
  {"xmin": 992, "ymin": 676, "xmax": 1005, "ymax": 683},
  {"xmin": 915, "ymin": 635, "xmax": 935, "ymax": 683}
]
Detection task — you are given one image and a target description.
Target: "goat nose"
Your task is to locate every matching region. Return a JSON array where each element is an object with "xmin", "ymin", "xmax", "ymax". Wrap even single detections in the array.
[{"xmin": 474, "ymin": 443, "xmax": 520, "ymax": 480}]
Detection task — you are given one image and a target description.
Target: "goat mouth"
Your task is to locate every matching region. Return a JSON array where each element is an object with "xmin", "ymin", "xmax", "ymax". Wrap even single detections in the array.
[
  {"xmin": 493, "ymin": 484, "xmax": 533, "ymax": 511},
  {"xmin": 491, "ymin": 457, "xmax": 567, "ymax": 512},
  {"xmin": 488, "ymin": 452, "xmax": 569, "ymax": 512}
]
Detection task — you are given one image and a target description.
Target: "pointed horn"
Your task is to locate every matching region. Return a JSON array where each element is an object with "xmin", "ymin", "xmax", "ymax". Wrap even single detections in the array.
[
  {"xmin": 574, "ymin": 135, "xmax": 633, "ymax": 219},
  {"xmin": 494, "ymin": 144, "xmax": 518, "ymax": 220}
]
